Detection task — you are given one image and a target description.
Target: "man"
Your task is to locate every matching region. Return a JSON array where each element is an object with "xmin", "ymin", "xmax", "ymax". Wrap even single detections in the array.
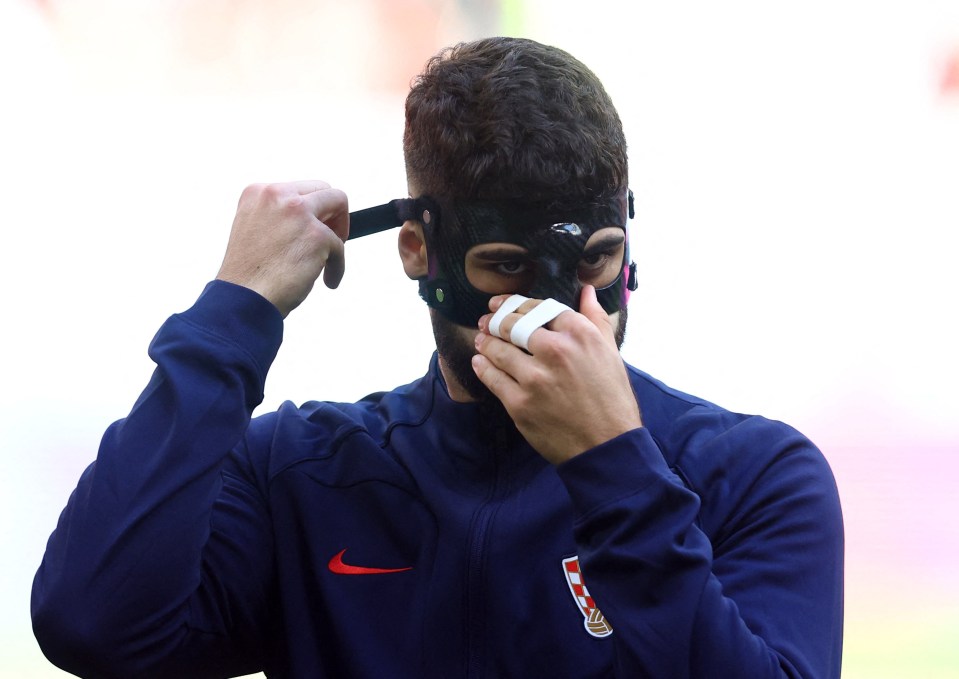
[{"xmin": 33, "ymin": 38, "xmax": 843, "ymax": 678}]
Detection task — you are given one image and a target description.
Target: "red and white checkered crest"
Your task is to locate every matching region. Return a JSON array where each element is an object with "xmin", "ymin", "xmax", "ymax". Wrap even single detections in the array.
[{"xmin": 562, "ymin": 556, "xmax": 613, "ymax": 638}]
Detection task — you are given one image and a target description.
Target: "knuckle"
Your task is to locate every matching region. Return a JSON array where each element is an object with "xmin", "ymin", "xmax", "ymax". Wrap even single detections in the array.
[
  {"xmin": 280, "ymin": 194, "xmax": 305, "ymax": 213},
  {"xmin": 522, "ymin": 366, "xmax": 549, "ymax": 393},
  {"xmin": 328, "ymin": 187, "xmax": 349, "ymax": 210},
  {"xmin": 514, "ymin": 391, "xmax": 534, "ymax": 412},
  {"xmin": 511, "ymin": 401, "xmax": 535, "ymax": 429},
  {"xmin": 533, "ymin": 334, "xmax": 564, "ymax": 361},
  {"xmin": 260, "ymin": 183, "xmax": 285, "ymax": 200},
  {"xmin": 239, "ymin": 183, "xmax": 266, "ymax": 204},
  {"xmin": 261, "ymin": 183, "xmax": 300, "ymax": 211}
]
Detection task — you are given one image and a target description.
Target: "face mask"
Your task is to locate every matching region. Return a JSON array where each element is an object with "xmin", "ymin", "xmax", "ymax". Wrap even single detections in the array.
[{"xmin": 348, "ymin": 191, "xmax": 637, "ymax": 327}]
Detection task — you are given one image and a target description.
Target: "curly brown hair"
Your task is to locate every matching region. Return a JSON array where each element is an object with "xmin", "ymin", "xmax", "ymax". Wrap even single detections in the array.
[{"xmin": 403, "ymin": 37, "xmax": 627, "ymax": 206}]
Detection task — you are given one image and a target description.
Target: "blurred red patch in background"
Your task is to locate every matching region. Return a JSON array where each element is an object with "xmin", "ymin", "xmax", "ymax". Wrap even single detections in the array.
[{"xmin": 941, "ymin": 46, "xmax": 959, "ymax": 96}]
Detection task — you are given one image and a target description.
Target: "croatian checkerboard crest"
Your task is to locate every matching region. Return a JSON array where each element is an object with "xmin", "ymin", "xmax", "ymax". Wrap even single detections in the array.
[{"xmin": 562, "ymin": 556, "xmax": 613, "ymax": 638}]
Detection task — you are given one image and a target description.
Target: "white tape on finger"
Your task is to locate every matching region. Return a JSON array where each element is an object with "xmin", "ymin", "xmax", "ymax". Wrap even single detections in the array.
[
  {"xmin": 509, "ymin": 298, "xmax": 572, "ymax": 351},
  {"xmin": 488, "ymin": 294, "xmax": 529, "ymax": 339}
]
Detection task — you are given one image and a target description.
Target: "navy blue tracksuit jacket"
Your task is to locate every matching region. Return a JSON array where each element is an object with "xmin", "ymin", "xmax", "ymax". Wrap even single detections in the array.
[{"xmin": 33, "ymin": 281, "xmax": 844, "ymax": 678}]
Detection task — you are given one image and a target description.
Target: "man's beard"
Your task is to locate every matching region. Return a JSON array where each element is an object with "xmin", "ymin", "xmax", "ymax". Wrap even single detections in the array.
[{"xmin": 430, "ymin": 305, "xmax": 629, "ymax": 405}]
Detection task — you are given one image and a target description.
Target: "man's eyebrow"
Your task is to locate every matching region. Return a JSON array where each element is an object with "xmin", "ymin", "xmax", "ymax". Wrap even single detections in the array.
[
  {"xmin": 470, "ymin": 245, "xmax": 530, "ymax": 260},
  {"xmin": 583, "ymin": 232, "xmax": 626, "ymax": 255}
]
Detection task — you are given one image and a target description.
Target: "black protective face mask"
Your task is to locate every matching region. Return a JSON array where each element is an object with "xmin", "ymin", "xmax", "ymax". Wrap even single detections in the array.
[{"xmin": 349, "ymin": 191, "xmax": 637, "ymax": 327}]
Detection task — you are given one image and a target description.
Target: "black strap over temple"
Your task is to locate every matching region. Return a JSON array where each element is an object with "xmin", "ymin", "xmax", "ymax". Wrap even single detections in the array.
[
  {"xmin": 349, "ymin": 191, "xmax": 633, "ymax": 240},
  {"xmin": 347, "ymin": 199, "xmax": 416, "ymax": 240}
]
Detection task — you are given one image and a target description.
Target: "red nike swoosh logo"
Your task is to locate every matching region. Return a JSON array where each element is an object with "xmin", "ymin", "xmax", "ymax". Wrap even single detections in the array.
[{"xmin": 328, "ymin": 549, "xmax": 413, "ymax": 575}]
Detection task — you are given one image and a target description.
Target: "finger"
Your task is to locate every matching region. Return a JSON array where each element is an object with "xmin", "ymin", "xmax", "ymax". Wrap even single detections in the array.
[
  {"xmin": 578, "ymin": 285, "xmax": 615, "ymax": 338},
  {"xmin": 485, "ymin": 296, "xmax": 547, "ymax": 337},
  {"xmin": 302, "ymin": 187, "xmax": 350, "ymax": 242},
  {"xmin": 493, "ymin": 299, "xmax": 570, "ymax": 350},
  {"xmin": 488, "ymin": 295, "xmax": 529, "ymax": 339},
  {"xmin": 322, "ymin": 236, "xmax": 346, "ymax": 289},
  {"xmin": 475, "ymin": 330, "xmax": 535, "ymax": 383},
  {"xmin": 488, "ymin": 294, "xmax": 512, "ymax": 312},
  {"xmin": 510, "ymin": 299, "xmax": 573, "ymax": 350},
  {"xmin": 471, "ymin": 352, "xmax": 524, "ymax": 403}
]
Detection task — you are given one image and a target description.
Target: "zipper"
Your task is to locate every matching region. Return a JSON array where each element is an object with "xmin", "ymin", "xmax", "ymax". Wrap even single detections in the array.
[{"xmin": 464, "ymin": 425, "xmax": 509, "ymax": 678}]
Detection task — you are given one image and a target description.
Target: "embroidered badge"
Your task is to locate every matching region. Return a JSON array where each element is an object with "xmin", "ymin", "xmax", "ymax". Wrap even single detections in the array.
[{"xmin": 562, "ymin": 556, "xmax": 613, "ymax": 638}]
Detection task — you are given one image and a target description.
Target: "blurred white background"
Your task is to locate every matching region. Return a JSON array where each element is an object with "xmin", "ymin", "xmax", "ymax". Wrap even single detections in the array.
[{"xmin": 1, "ymin": 0, "xmax": 957, "ymax": 676}]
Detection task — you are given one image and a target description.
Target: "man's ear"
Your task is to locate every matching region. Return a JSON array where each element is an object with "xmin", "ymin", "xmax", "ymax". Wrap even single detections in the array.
[{"xmin": 398, "ymin": 220, "xmax": 428, "ymax": 280}]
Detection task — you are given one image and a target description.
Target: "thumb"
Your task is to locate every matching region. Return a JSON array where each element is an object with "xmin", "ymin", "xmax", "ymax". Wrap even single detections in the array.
[{"xmin": 579, "ymin": 285, "xmax": 615, "ymax": 336}]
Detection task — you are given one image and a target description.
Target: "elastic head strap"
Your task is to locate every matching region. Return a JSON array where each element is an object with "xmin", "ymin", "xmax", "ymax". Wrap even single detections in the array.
[{"xmin": 347, "ymin": 198, "xmax": 421, "ymax": 240}]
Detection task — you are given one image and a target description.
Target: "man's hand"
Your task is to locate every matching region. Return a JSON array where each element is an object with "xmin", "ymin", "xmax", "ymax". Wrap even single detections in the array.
[
  {"xmin": 472, "ymin": 286, "xmax": 643, "ymax": 464},
  {"xmin": 216, "ymin": 181, "xmax": 349, "ymax": 318}
]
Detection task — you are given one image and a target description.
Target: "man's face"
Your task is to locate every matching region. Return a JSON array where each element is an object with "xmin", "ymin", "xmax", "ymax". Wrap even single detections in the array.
[{"xmin": 407, "ymin": 189, "xmax": 634, "ymax": 402}]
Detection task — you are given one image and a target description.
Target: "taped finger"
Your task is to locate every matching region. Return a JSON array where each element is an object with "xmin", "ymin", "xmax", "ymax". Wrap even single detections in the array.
[
  {"xmin": 488, "ymin": 294, "xmax": 529, "ymax": 339},
  {"xmin": 509, "ymin": 298, "xmax": 572, "ymax": 351}
]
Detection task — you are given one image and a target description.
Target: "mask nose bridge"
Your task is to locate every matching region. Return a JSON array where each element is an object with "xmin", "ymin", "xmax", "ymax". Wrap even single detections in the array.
[{"xmin": 527, "ymin": 250, "xmax": 583, "ymax": 308}]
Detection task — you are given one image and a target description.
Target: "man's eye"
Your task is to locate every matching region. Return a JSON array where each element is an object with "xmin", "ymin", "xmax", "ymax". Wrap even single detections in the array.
[
  {"xmin": 495, "ymin": 261, "xmax": 530, "ymax": 275},
  {"xmin": 579, "ymin": 252, "xmax": 610, "ymax": 269}
]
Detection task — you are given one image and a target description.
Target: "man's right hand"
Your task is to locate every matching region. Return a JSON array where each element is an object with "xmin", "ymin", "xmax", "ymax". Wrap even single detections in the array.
[{"xmin": 216, "ymin": 181, "xmax": 349, "ymax": 318}]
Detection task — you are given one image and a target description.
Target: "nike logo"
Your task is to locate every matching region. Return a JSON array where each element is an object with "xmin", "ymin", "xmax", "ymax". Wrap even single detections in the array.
[{"xmin": 328, "ymin": 548, "xmax": 413, "ymax": 575}]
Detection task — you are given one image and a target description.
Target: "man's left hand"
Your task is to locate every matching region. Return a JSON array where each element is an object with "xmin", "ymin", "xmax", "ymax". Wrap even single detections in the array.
[{"xmin": 472, "ymin": 286, "xmax": 643, "ymax": 464}]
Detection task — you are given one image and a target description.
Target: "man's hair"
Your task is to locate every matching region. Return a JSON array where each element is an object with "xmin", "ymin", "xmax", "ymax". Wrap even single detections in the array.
[{"xmin": 404, "ymin": 37, "xmax": 627, "ymax": 205}]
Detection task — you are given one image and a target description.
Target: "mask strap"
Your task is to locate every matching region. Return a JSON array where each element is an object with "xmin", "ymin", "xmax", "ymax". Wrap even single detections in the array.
[
  {"xmin": 348, "ymin": 198, "xmax": 418, "ymax": 240},
  {"xmin": 349, "ymin": 190, "xmax": 633, "ymax": 239}
]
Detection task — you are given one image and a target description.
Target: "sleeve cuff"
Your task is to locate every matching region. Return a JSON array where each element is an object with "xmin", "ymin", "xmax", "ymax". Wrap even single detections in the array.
[
  {"xmin": 177, "ymin": 280, "xmax": 284, "ymax": 375},
  {"xmin": 556, "ymin": 427, "xmax": 679, "ymax": 520}
]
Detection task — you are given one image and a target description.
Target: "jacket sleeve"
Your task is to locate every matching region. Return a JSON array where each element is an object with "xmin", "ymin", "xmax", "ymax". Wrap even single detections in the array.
[
  {"xmin": 556, "ymin": 420, "xmax": 844, "ymax": 679},
  {"xmin": 32, "ymin": 281, "xmax": 284, "ymax": 679}
]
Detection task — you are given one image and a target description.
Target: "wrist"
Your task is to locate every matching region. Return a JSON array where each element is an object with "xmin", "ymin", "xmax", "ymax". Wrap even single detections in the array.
[{"xmin": 214, "ymin": 273, "xmax": 291, "ymax": 318}]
